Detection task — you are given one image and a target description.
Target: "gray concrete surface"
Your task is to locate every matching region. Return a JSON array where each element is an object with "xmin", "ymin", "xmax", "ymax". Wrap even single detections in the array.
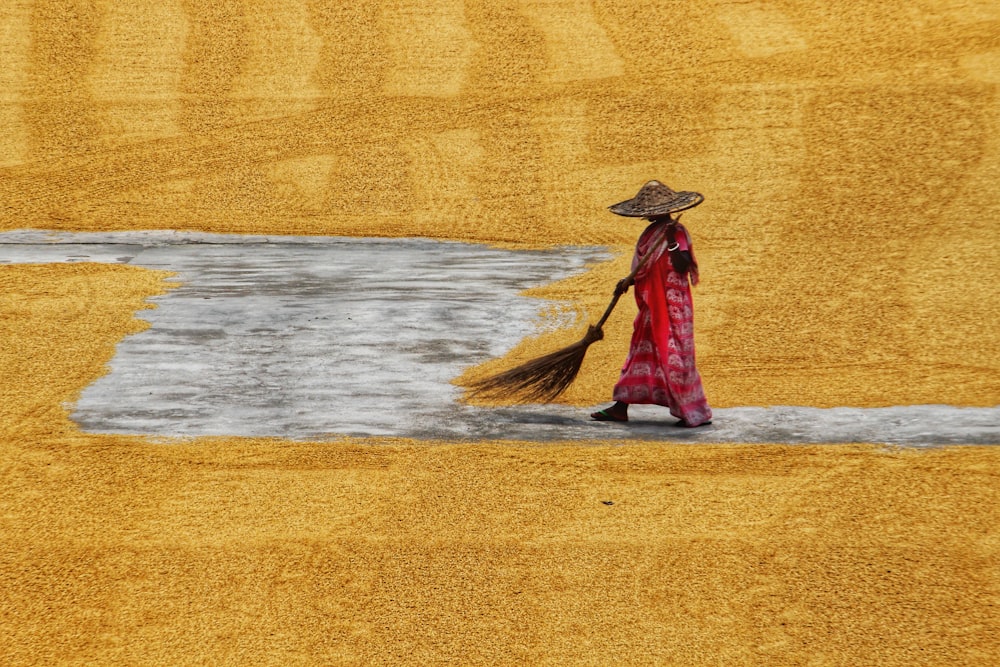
[{"xmin": 2, "ymin": 230, "xmax": 997, "ymax": 446}]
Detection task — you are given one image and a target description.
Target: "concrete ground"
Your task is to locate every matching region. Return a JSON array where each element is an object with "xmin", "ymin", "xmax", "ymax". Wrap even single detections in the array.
[{"xmin": 2, "ymin": 230, "xmax": 996, "ymax": 446}]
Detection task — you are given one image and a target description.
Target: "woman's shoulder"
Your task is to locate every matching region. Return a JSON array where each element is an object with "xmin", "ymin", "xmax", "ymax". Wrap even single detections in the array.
[{"xmin": 640, "ymin": 220, "xmax": 662, "ymax": 234}]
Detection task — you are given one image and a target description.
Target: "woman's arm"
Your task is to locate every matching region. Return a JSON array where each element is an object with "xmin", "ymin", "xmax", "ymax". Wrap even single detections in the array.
[{"xmin": 671, "ymin": 249, "xmax": 692, "ymax": 275}]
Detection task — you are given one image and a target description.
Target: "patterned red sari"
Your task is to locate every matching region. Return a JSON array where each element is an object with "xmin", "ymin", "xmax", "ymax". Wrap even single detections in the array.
[{"xmin": 612, "ymin": 221, "xmax": 712, "ymax": 426}]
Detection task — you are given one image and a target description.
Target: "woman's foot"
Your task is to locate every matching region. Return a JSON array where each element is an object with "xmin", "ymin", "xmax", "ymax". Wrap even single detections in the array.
[
  {"xmin": 591, "ymin": 402, "xmax": 629, "ymax": 422},
  {"xmin": 674, "ymin": 419, "xmax": 712, "ymax": 428}
]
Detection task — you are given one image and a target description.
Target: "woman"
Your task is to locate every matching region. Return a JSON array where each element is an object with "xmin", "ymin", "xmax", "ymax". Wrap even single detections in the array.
[{"xmin": 590, "ymin": 180, "xmax": 712, "ymax": 427}]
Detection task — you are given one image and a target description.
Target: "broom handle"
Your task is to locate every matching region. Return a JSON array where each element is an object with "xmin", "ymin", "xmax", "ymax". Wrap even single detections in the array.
[{"xmin": 593, "ymin": 220, "xmax": 678, "ymax": 331}]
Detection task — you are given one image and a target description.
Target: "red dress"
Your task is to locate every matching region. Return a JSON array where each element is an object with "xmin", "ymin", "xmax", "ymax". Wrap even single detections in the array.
[{"xmin": 612, "ymin": 222, "xmax": 712, "ymax": 426}]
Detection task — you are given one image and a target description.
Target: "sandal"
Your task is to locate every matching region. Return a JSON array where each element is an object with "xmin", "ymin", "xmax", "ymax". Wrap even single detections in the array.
[
  {"xmin": 674, "ymin": 419, "xmax": 712, "ymax": 428},
  {"xmin": 591, "ymin": 408, "xmax": 628, "ymax": 422}
]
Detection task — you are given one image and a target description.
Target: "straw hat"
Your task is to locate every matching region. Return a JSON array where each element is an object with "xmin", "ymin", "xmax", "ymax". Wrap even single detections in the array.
[{"xmin": 608, "ymin": 180, "xmax": 704, "ymax": 217}]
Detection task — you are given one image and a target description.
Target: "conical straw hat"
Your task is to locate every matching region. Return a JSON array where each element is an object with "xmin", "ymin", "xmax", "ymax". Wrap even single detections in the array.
[{"xmin": 608, "ymin": 180, "xmax": 704, "ymax": 217}]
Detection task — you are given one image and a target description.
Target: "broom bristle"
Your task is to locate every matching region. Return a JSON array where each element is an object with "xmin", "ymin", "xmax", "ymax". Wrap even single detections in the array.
[{"xmin": 466, "ymin": 337, "xmax": 594, "ymax": 403}]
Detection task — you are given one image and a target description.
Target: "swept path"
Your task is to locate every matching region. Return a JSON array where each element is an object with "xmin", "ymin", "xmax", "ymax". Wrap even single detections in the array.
[{"xmin": 2, "ymin": 231, "xmax": 995, "ymax": 445}]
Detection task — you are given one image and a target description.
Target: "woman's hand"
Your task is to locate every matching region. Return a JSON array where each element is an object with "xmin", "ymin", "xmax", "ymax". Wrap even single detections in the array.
[{"xmin": 615, "ymin": 277, "xmax": 633, "ymax": 295}]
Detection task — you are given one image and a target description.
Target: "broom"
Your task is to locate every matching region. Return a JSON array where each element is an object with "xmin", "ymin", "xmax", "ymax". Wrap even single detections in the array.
[{"xmin": 465, "ymin": 221, "xmax": 678, "ymax": 403}]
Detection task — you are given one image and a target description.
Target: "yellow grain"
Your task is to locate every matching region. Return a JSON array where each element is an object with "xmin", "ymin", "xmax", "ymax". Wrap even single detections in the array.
[{"xmin": 2, "ymin": 3, "xmax": 999, "ymax": 664}]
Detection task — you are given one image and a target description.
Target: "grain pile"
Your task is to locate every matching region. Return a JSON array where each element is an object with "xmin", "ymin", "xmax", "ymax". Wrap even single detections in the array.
[
  {"xmin": 1, "ymin": 1, "xmax": 997, "ymax": 406},
  {"xmin": 2, "ymin": 263, "xmax": 998, "ymax": 665},
  {"xmin": 1, "ymin": 2, "xmax": 999, "ymax": 664}
]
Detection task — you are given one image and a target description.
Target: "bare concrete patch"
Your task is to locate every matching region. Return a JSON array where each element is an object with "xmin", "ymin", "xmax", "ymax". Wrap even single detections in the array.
[{"xmin": 1, "ymin": 230, "xmax": 605, "ymax": 437}]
